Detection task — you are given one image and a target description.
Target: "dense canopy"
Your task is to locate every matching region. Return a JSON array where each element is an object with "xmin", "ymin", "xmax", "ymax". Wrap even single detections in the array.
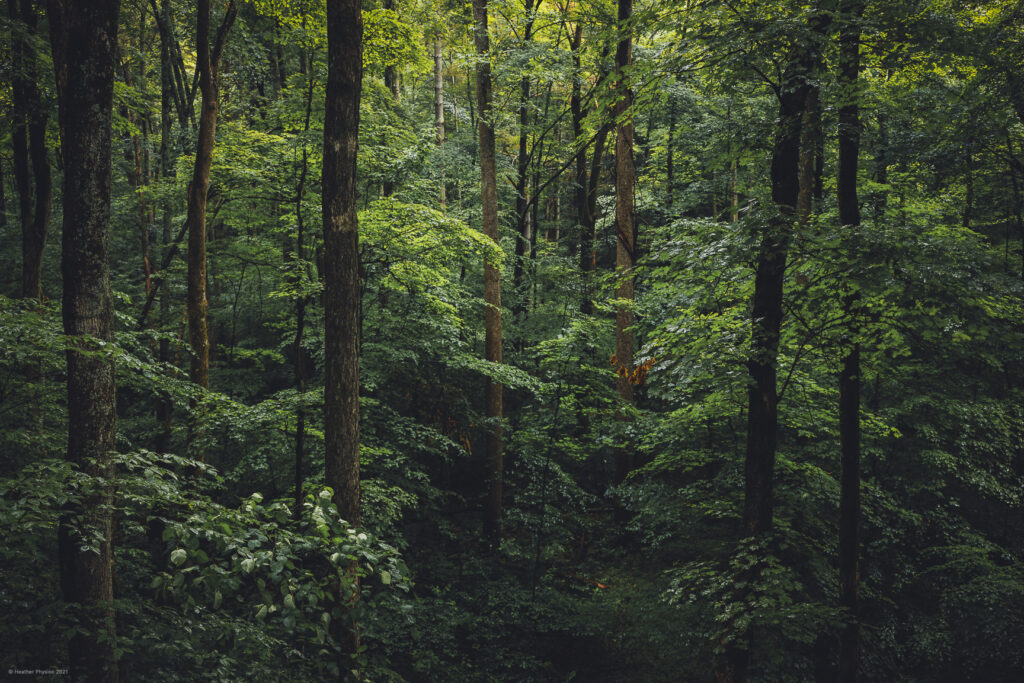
[{"xmin": 1, "ymin": 0, "xmax": 1023, "ymax": 680}]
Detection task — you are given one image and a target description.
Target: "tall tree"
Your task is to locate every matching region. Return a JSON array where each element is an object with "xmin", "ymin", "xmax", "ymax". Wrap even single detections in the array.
[
  {"xmin": 324, "ymin": 0, "xmax": 364, "ymax": 667},
  {"xmin": 743, "ymin": 50, "xmax": 811, "ymax": 537},
  {"xmin": 434, "ymin": 33, "xmax": 446, "ymax": 208},
  {"xmin": 613, "ymin": 0, "xmax": 635, "ymax": 485},
  {"xmin": 511, "ymin": 0, "xmax": 539, "ymax": 321},
  {"xmin": 323, "ymin": 0, "xmax": 364, "ymax": 529},
  {"xmin": 47, "ymin": 0, "xmax": 121, "ymax": 677},
  {"xmin": 837, "ymin": 0, "xmax": 865, "ymax": 678},
  {"xmin": 187, "ymin": 0, "xmax": 237, "ymax": 392},
  {"xmin": 11, "ymin": 0, "xmax": 52, "ymax": 300},
  {"xmin": 472, "ymin": 0, "xmax": 504, "ymax": 541}
]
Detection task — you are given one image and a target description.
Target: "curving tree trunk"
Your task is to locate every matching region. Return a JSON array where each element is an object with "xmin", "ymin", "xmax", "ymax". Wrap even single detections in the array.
[
  {"xmin": 47, "ymin": 0, "xmax": 121, "ymax": 678},
  {"xmin": 187, "ymin": 0, "xmax": 237, "ymax": 395}
]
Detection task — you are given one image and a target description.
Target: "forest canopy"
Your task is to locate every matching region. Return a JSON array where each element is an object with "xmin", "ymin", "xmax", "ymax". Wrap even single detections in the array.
[{"xmin": 1, "ymin": 0, "xmax": 1023, "ymax": 680}]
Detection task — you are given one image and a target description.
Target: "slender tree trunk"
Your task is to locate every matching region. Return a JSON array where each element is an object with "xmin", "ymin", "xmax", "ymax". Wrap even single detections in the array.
[
  {"xmin": 294, "ymin": 57, "xmax": 315, "ymax": 516},
  {"xmin": 668, "ymin": 99, "xmax": 677, "ymax": 209},
  {"xmin": 13, "ymin": 0, "xmax": 51, "ymax": 300},
  {"xmin": 613, "ymin": 0, "xmax": 635, "ymax": 485},
  {"xmin": 837, "ymin": 2, "xmax": 864, "ymax": 678},
  {"xmin": 512, "ymin": 0, "xmax": 537, "ymax": 322},
  {"xmin": 472, "ymin": 0, "xmax": 504, "ymax": 542},
  {"xmin": 187, "ymin": 0, "xmax": 237, "ymax": 397},
  {"xmin": 155, "ymin": 0, "xmax": 175, "ymax": 452},
  {"xmin": 324, "ymin": 0, "xmax": 363, "ymax": 668},
  {"xmin": 715, "ymin": 43, "xmax": 812, "ymax": 683},
  {"xmin": 383, "ymin": 0, "xmax": 399, "ymax": 99},
  {"xmin": 743, "ymin": 57, "xmax": 808, "ymax": 537},
  {"xmin": 47, "ymin": 1, "xmax": 121, "ymax": 678},
  {"xmin": 434, "ymin": 36, "xmax": 446, "ymax": 208}
]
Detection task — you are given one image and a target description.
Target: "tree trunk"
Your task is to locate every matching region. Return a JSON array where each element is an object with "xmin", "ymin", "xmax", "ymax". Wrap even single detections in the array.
[
  {"xmin": 837, "ymin": 2, "xmax": 864, "ymax": 678},
  {"xmin": 294, "ymin": 56, "xmax": 315, "ymax": 517},
  {"xmin": 613, "ymin": 0, "xmax": 635, "ymax": 485},
  {"xmin": 187, "ymin": 0, "xmax": 237, "ymax": 397},
  {"xmin": 324, "ymin": 0, "xmax": 363, "ymax": 668},
  {"xmin": 512, "ymin": 0, "xmax": 537, "ymax": 323},
  {"xmin": 47, "ymin": 0, "xmax": 121, "ymax": 678},
  {"xmin": 323, "ymin": 0, "xmax": 363, "ymax": 529},
  {"xmin": 13, "ymin": 0, "xmax": 52, "ymax": 300},
  {"xmin": 743, "ymin": 56, "xmax": 808, "ymax": 537},
  {"xmin": 154, "ymin": 0, "xmax": 176, "ymax": 452},
  {"xmin": 472, "ymin": 0, "xmax": 504, "ymax": 542},
  {"xmin": 434, "ymin": 36, "xmax": 446, "ymax": 208},
  {"xmin": 383, "ymin": 0, "xmax": 399, "ymax": 99}
]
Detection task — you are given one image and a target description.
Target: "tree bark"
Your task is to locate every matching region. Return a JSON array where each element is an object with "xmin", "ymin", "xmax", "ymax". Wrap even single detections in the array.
[
  {"xmin": 324, "ymin": 0, "xmax": 363, "ymax": 667},
  {"xmin": 12, "ymin": 0, "xmax": 52, "ymax": 300},
  {"xmin": 324, "ymin": 0, "xmax": 363, "ymax": 529},
  {"xmin": 47, "ymin": 0, "xmax": 121, "ymax": 678},
  {"xmin": 512, "ymin": 0, "xmax": 538, "ymax": 322},
  {"xmin": 472, "ymin": 0, "xmax": 504, "ymax": 542},
  {"xmin": 743, "ymin": 57, "xmax": 809, "ymax": 537},
  {"xmin": 837, "ymin": 2, "xmax": 864, "ymax": 678},
  {"xmin": 434, "ymin": 35, "xmax": 446, "ymax": 208},
  {"xmin": 613, "ymin": 0, "xmax": 635, "ymax": 485},
  {"xmin": 156, "ymin": 0, "xmax": 175, "ymax": 452},
  {"xmin": 187, "ymin": 0, "xmax": 237, "ymax": 396}
]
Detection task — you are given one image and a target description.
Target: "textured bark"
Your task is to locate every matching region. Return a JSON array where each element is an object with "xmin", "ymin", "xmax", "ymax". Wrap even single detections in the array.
[
  {"xmin": 187, "ymin": 0, "xmax": 237, "ymax": 395},
  {"xmin": 837, "ymin": 2, "xmax": 864, "ymax": 679},
  {"xmin": 324, "ymin": 0, "xmax": 363, "ymax": 528},
  {"xmin": 434, "ymin": 36, "xmax": 446, "ymax": 208},
  {"xmin": 324, "ymin": 0, "xmax": 363, "ymax": 667},
  {"xmin": 613, "ymin": 0, "xmax": 635, "ymax": 485},
  {"xmin": 47, "ymin": 0, "xmax": 121, "ymax": 678},
  {"xmin": 472, "ymin": 0, "xmax": 504, "ymax": 542}
]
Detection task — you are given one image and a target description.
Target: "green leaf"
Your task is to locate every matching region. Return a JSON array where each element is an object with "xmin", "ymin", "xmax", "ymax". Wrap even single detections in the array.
[{"xmin": 169, "ymin": 548, "xmax": 187, "ymax": 566}]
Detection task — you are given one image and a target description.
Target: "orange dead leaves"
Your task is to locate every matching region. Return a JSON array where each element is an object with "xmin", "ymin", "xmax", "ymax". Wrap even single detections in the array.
[{"xmin": 609, "ymin": 354, "xmax": 656, "ymax": 386}]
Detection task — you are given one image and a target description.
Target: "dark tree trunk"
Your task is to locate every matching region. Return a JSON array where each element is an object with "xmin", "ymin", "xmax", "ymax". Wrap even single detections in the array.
[
  {"xmin": 323, "ymin": 0, "xmax": 363, "ymax": 668},
  {"xmin": 837, "ymin": 2, "xmax": 864, "ymax": 679},
  {"xmin": 472, "ymin": 0, "xmax": 504, "ymax": 542},
  {"xmin": 743, "ymin": 57, "xmax": 809, "ymax": 537},
  {"xmin": 12, "ymin": 0, "xmax": 52, "ymax": 300},
  {"xmin": 47, "ymin": 0, "xmax": 121, "ymax": 678},
  {"xmin": 187, "ymin": 0, "xmax": 237, "ymax": 397},
  {"xmin": 155, "ymin": 0, "xmax": 175, "ymax": 452},
  {"xmin": 716, "ymin": 42, "xmax": 812, "ymax": 683},
  {"xmin": 613, "ymin": 0, "xmax": 635, "ymax": 485},
  {"xmin": 324, "ymin": 0, "xmax": 363, "ymax": 530},
  {"xmin": 293, "ymin": 58, "xmax": 315, "ymax": 517},
  {"xmin": 383, "ymin": 0, "xmax": 399, "ymax": 99}
]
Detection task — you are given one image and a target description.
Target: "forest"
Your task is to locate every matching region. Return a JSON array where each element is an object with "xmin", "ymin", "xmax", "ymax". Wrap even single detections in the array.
[{"xmin": 1, "ymin": 0, "xmax": 1023, "ymax": 680}]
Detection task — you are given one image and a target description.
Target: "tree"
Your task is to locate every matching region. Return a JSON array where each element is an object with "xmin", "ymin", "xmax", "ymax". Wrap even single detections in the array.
[
  {"xmin": 11, "ymin": 0, "xmax": 52, "ymax": 300},
  {"xmin": 47, "ymin": 0, "xmax": 121, "ymax": 677},
  {"xmin": 472, "ymin": 0, "xmax": 504, "ymax": 542},
  {"xmin": 837, "ymin": 0, "xmax": 865, "ymax": 678},
  {"xmin": 613, "ymin": 0, "xmax": 635, "ymax": 485},
  {"xmin": 187, "ymin": 0, "xmax": 237, "ymax": 392},
  {"xmin": 323, "ymin": 0, "xmax": 363, "ymax": 666}
]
